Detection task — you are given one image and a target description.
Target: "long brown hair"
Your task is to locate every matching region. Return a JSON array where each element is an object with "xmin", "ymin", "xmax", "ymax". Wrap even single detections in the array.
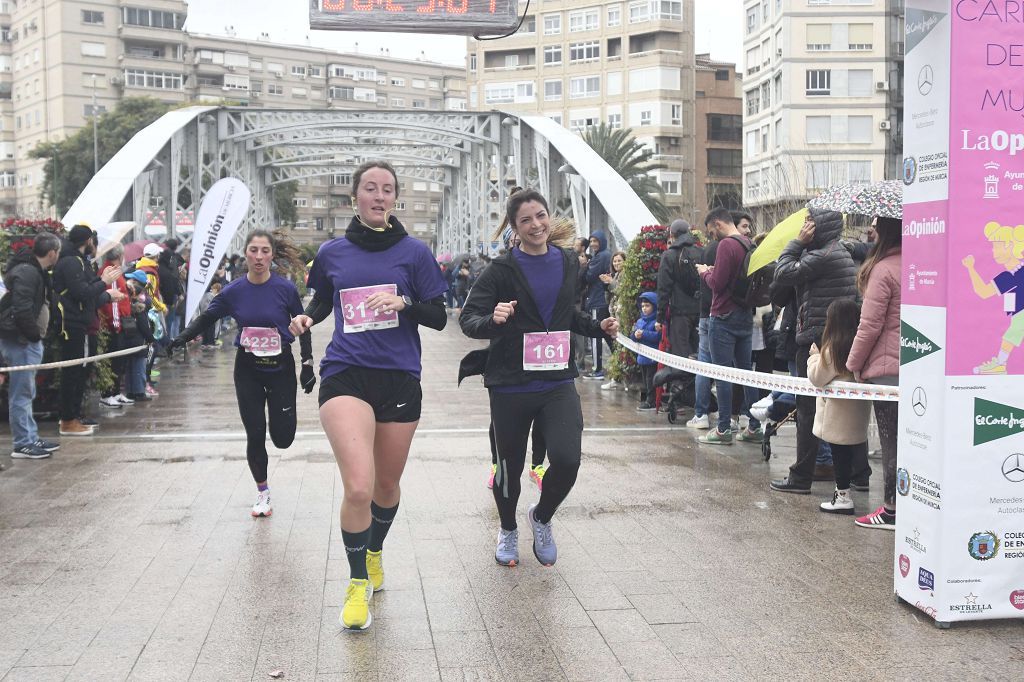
[
  {"xmin": 243, "ymin": 230, "xmax": 306, "ymax": 280},
  {"xmin": 857, "ymin": 217, "xmax": 902, "ymax": 293},
  {"xmin": 820, "ymin": 299, "xmax": 861, "ymax": 374}
]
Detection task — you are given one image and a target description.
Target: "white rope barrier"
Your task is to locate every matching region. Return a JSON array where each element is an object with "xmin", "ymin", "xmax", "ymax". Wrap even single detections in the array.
[
  {"xmin": 0, "ymin": 345, "xmax": 148, "ymax": 373},
  {"xmin": 616, "ymin": 333, "xmax": 899, "ymax": 402}
]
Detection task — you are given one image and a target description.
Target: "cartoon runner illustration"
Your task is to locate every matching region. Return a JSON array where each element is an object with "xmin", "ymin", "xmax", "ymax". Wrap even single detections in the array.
[{"xmin": 962, "ymin": 221, "xmax": 1024, "ymax": 375}]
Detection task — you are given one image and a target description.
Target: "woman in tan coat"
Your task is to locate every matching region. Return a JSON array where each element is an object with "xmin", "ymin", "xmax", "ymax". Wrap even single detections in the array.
[
  {"xmin": 846, "ymin": 217, "xmax": 902, "ymax": 530},
  {"xmin": 809, "ymin": 299, "xmax": 872, "ymax": 515}
]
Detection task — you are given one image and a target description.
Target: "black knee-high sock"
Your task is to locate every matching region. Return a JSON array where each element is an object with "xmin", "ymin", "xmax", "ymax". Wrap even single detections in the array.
[
  {"xmin": 368, "ymin": 501, "xmax": 399, "ymax": 552},
  {"xmin": 342, "ymin": 526, "xmax": 370, "ymax": 580}
]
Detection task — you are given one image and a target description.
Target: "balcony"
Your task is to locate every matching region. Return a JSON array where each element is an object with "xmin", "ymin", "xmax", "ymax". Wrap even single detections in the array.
[{"xmin": 117, "ymin": 22, "xmax": 185, "ymax": 44}]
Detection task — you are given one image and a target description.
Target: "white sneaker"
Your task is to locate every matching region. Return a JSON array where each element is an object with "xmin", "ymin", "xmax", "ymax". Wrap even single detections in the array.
[
  {"xmin": 99, "ymin": 396, "xmax": 122, "ymax": 409},
  {"xmin": 251, "ymin": 490, "xmax": 272, "ymax": 517},
  {"xmin": 115, "ymin": 394, "xmax": 135, "ymax": 405},
  {"xmin": 731, "ymin": 418, "xmax": 741, "ymax": 432},
  {"xmin": 820, "ymin": 488, "xmax": 855, "ymax": 515},
  {"xmin": 600, "ymin": 379, "xmax": 619, "ymax": 390},
  {"xmin": 686, "ymin": 414, "xmax": 710, "ymax": 429},
  {"xmin": 750, "ymin": 396, "xmax": 773, "ymax": 422}
]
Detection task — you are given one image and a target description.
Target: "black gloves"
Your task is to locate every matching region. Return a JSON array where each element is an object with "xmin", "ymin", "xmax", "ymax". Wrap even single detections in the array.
[
  {"xmin": 166, "ymin": 336, "xmax": 187, "ymax": 357},
  {"xmin": 300, "ymin": 362, "xmax": 316, "ymax": 394}
]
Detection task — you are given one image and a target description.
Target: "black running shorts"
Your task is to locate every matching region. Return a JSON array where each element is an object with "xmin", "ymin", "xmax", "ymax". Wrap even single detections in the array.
[{"xmin": 318, "ymin": 366, "xmax": 422, "ymax": 422}]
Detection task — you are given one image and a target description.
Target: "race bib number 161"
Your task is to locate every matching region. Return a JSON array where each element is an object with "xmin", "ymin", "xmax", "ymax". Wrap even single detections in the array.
[{"xmin": 523, "ymin": 331, "xmax": 570, "ymax": 371}]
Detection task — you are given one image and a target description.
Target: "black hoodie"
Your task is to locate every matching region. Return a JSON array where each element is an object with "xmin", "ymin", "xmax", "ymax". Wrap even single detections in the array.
[
  {"xmin": 656, "ymin": 232, "xmax": 702, "ymax": 323},
  {"xmin": 51, "ymin": 240, "xmax": 111, "ymax": 336},
  {"xmin": 459, "ymin": 247, "xmax": 609, "ymax": 388},
  {"xmin": 0, "ymin": 249, "xmax": 52, "ymax": 342}
]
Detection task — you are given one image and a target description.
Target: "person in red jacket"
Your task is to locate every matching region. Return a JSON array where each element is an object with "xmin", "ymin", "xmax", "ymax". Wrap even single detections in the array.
[{"xmin": 97, "ymin": 244, "xmax": 135, "ymax": 408}]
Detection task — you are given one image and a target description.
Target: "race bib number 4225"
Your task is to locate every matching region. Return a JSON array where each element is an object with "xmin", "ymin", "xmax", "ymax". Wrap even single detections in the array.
[
  {"xmin": 239, "ymin": 327, "xmax": 282, "ymax": 357},
  {"xmin": 340, "ymin": 284, "xmax": 399, "ymax": 333}
]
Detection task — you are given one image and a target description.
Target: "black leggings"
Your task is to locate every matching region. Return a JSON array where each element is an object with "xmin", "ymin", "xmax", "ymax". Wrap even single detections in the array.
[
  {"xmin": 829, "ymin": 441, "xmax": 869, "ymax": 490},
  {"xmin": 489, "ymin": 383, "xmax": 583, "ymax": 529},
  {"xmin": 234, "ymin": 348, "xmax": 297, "ymax": 484},
  {"xmin": 490, "ymin": 421, "xmax": 546, "ymax": 469}
]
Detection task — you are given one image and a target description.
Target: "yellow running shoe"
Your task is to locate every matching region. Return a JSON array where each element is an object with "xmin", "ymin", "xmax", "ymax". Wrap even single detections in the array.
[
  {"xmin": 340, "ymin": 578, "xmax": 373, "ymax": 630},
  {"xmin": 530, "ymin": 464, "xmax": 547, "ymax": 491},
  {"xmin": 366, "ymin": 550, "xmax": 384, "ymax": 592}
]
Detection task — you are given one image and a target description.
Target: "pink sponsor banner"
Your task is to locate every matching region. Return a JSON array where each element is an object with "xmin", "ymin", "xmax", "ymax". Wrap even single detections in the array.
[
  {"xmin": 946, "ymin": 11, "xmax": 1024, "ymax": 377},
  {"xmin": 903, "ymin": 200, "xmax": 949, "ymax": 308}
]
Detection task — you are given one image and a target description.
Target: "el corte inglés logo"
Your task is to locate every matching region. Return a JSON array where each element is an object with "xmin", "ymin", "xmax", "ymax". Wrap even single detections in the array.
[
  {"xmin": 900, "ymin": 321, "xmax": 941, "ymax": 366},
  {"xmin": 974, "ymin": 398, "xmax": 1024, "ymax": 446}
]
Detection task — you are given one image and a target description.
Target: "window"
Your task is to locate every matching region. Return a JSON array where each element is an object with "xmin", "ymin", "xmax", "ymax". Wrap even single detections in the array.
[
  {"xmin": 745, "ymin": 88, "xmax": 760, "ymax": 116},
  {"xmin": 746, "ymin": 6, "xmax": 758, "ymax": 34},
  {"xmin": 629, "ymin": 66, "xmax": 680, "ymax": 92},
  {"xmin": 82, "ymin": 72, "xmax": 107, "ymax": 88},
  {"xmin": 707, "ymin": 114, "xmax": 741, "ymax": 142},
  {"xmin": 806, "ymin": 116, "xmax": 831, "ymax": 143},
  {"xmin": 607, "ymin": 4, "xmax": 621, "ymax": 26},
  {"xmin": 291, "ymin": 65, "xmax": 306, "ymax": 77},
  {"xmin": 267, "ymin": 62, "xmax": 284, "ymax": 75},
  {"xmin": 391, "ymin": 97, "xmax": 405, "ymax": 107},
  {"xmin": 124, "ymin": 69, "xmax": 183, "ymax": 90},
  {"xmin": 484, "ymin": 81, "xmax": 534, "ymax": 104},
  {"xmin": 805, "ymin": 69, "xmax": 830, "ymax": 96},
  {"xmin": 521, "ymin": 15, "xmax": 537, "ymax": 33},
  {"xmin": 569, "ymin": 76, "xmax": 600, "ymax": 99},
  {"xmin": 82, "ymin": 10, "xmax": 104, "ymax": 24},
  {"xmin": 746, "ymin": 170, "xmax": 761, "ymax": 194},
  {"xmin": 848, "ymin": 115, "xmax": 873, "ymax": 143},
  {"xmin": 544, "ymin": 79, "xmax": 562, "ymax": 101},
  {"xmin": 569, "ymin": 115, "xmax": 600, "ymax": 131},
  {"xmin": 708, "ymin": 184, "xmax": 742, "ymax": 209},
  {"xmin": 761, "ymin": 81, "xmax": 771, "ymax": 108},
  {"xmin": 504, "ymin": 54, "xmax": 520, "ymax": 68},
  {"xmin": 608, "ymin": 112, "xmax": 622, "ymax": 128},
  {"xmin": 848, "ymin": 23, "xmax": 873, "ymax": 50},
  {"xmin": 670, "ymin": 104, "xmax": 681, "ymax": 126},
  {"xmin": 849, "ymin": 161, "xmax": 872, "ymax": 184},
  {"xmin": 391, "ymin": 77, "xmax": 405, "ymax": 86},
  {"xmin": 267, "ymin": 83, "xmax": 284, "ymax": 95},
  {"xmin": 293, "ymin": 197, "xmax": 308, "ymax": 208},
  {"xmin": 81, "ymin": 42, "xmax": 107, "ymax": 58},
  {"xmin": 543, "ymin": 13, "xmax": 561, "ymax": 34},
  {"xmin": 607, "ymin": 71, "xmax": 622, "ymax": 96},
  {"xmin": 412, "ymin": 78, "xmax": 426, "ymax": 88},
  {"xmin": 715, "ymin": 69, "xmax": 729, "ymax": 81},
  {"xmin": 629, "ymin": 1, "xmax": 650, "ymax": 23},
  {"xmin": 292, "ymin": 87, "xmax": 307, "ymax": 98},
  {"xmin": 761, "ymin": 125, "xmax": 769, "ymax": 153},
  {"xmin": 543, "ymin": 45, "xmax": 562, "ymax": 65},
  {"xmin": 83, "ymin": 104, "xmax": 106, "ymax": 117},
  {"xmin": 469, "ymin": 55, "xmax": 477, "ymax": 73},
  {"xmin": 122, "ymin": 7, "xmax": 185, "ymax": 29},
  {"xmin": 806, "ymin": 24, "xmax": 831, "ymax": 51},
  {"xmin": 661, "ymin": 171, "xmax": 681, "ymax": 194},
  {"xmin": 658, "ymin": 1, "xmax": 682, "ymax": 20},
  {"xmin": 329, "ymin": 86, "xmax": 354, "ymax": 100},
  {"xmin": 848, "ymin": 69, "xmax": 873, "ymax": 97},
  {"xmin": 224, "ymin": 74, "xmax": 249, "ymax": 90},
  {"xmin": 746, "ymin": 47, "xmax": 760, "ymax": 75},
  {"xmin": 251, "ymin": 61, "xmax": 263, "ymax": 71},
  {"xmin": 746, "ymin": 130, "xmax": 758, "ymax": 156},
  {"xmin": 775, "ymin": 118, "xmax": 783, "ymax": 147},
  {"xmin": 640, "ymin": 110, "xmax": 652, "ymax": 126},
  {"xmin": 569, "ymin": 41, "xmax": 600, "ymax": 62},
  {"xmin": 251, "ymin": 80, "xmax": 262, "ymax": 94},
  {"xmin": 568, "ymin": 8, "xmax": 599, "ymax": 32},
  {"xmin": 707, "ymin": 149, "xmax": 742, "ymax": 176},
  {"xmin": 310, "ymin": 66, "xmax": 323, "ymax": 77}
]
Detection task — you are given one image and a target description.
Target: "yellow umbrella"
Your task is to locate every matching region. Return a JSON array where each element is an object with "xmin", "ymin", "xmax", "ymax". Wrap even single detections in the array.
[{"xmin": 748, "ymin": 208, "xmax": 807, "ymax": 275}]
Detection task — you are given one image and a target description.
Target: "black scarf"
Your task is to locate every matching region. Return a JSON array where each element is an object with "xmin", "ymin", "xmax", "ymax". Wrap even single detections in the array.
[{"xmin": 345, "ymin": 214, "xmax": 408, "ymax": 252}]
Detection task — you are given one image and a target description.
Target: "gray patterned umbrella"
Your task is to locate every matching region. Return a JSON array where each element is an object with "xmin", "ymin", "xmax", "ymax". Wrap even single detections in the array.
[{"xmin": 808, "ymin": 180, "xmax": 902, "ymax": 219}]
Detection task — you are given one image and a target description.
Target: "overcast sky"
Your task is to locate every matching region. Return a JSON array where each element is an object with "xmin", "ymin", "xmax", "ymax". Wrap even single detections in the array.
[{"xmin": 186, "ymin": 1, "xmax": 743, "ymax": 67}]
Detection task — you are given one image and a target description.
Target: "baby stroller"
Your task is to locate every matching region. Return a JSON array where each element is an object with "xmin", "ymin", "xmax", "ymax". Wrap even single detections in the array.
[
  {"xmin": 653, "ymin": 366, "xmax": 718, "ymax": 424},
  {"xmin": 755, "ymin": 393, "xmax": 797, "ymax": 461}
]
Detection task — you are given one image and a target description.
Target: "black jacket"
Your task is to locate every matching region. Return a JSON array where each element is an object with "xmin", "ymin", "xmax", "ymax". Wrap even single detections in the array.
[
  {"xmin": 656, "ymin": 232, "xmax": 701, "ymax": 323},
  {"xmin": 51, "ymin": 241, "xmax": 110, "ymax": 336},
  {"xmin": 157, "ymin": 250, "xmax": 184, "ymax": 306},
  {"xmin": 772, "ymin": 208, "xmax": 858, "ymax": 346},
  {"xmin": 459, "ymin": 248, "xmax": 609, "ymax": 388},
  {"xmin": 0, "ymin": 250, "xmax": 51, "ymax": 343}
]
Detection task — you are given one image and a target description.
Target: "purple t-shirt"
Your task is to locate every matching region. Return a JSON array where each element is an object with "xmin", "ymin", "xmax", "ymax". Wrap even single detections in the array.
[
  {"xmin": 306, "ymin": 236, "xmax": 448, "ymax": 380},
  {"xmin": 994, "ymin": 267, "xmax": 1024, "ymax": 316},
  {"xmin": 494, "ymin": 246, "xmax": 573, "ymax": 394},
  {"xmin": 207, "ymin": 274, "xmax": 303, "ymax": 347}
]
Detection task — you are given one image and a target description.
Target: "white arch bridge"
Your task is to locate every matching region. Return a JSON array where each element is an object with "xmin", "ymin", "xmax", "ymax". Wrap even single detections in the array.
[{"xmin": 62, "ymin": 106, "xmax": 656, "ymax": 254}]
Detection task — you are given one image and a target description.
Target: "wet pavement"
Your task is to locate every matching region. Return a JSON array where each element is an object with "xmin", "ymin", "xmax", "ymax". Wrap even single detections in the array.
[{"xmin": 0, "ymin": 317, "xmax": 1021, "ymax": 681}]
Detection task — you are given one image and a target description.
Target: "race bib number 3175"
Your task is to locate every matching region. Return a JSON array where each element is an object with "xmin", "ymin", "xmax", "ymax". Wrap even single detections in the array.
[{"xmin": 340, "ymin": 284, "xmax": 399, "ymax": 333}]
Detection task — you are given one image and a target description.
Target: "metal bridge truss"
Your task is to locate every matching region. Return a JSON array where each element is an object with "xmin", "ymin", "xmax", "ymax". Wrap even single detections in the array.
[{"xmin": 64, "ymin": 107, "xmax": 655, "ymax": 256}]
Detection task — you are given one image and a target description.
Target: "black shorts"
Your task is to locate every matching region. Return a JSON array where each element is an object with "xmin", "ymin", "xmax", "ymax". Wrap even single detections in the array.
[{"xmin": 318, "ymin": 366, "xmax": 422, "ymax": 422}]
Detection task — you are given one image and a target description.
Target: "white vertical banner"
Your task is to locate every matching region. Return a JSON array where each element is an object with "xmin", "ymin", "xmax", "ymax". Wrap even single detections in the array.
[{"xmin": 184, "ymin": 178, "xmax": 251, "ymax": 324}]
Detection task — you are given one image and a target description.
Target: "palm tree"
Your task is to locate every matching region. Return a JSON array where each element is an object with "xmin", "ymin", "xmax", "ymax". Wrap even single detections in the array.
[{"xmin": 581, "ymin": 123, "xmax": 671, "ymax": 224}]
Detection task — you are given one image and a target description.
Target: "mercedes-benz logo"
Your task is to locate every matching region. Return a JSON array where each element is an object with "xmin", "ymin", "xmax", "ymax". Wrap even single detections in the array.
[
  {"xmin": 1003, "ymin": 453, "xmax": 1024, "ymax": 483},
  {"xmin": 918, "ymin": 65, "xmax": 934, "ymax": 96},
  {"xmin": 912, "ymin": 387, "xmax": 927, "ymax": 416}
]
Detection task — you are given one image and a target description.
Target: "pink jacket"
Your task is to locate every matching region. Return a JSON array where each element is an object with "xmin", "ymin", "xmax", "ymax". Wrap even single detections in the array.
[{"xmin": 847, "ymin": 250, "xmax": 901, "ymax": 381}]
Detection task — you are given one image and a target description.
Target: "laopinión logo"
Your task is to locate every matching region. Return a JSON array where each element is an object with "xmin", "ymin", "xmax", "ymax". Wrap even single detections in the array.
[
  {"xmin": 968, "ymin": 531, "xmax": 1000, "ymax": 560},
  {"xmin": 897, "ymin": 468, "xmax": 911, "ymax": 496}
]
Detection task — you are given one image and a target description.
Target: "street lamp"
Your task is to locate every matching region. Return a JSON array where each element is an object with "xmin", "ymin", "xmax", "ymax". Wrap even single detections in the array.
[{"xmin": 91, "ymin": 74, "xmax": 99, "ymax": 174}]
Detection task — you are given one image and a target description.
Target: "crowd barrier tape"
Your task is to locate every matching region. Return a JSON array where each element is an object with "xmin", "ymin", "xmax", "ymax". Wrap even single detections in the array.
[
  {"xmin": 615, "ymin": 334, "xmax": 899, "ymax": 402},
  {"xmin": 0, "ymin": 345, "xmax": 148, "ymax": 374}
]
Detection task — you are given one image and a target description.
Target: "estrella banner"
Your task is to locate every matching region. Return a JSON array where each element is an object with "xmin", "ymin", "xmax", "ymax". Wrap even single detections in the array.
[{"xmin": 184, "ymin": 178, "xmax": 251, "ymax": 324}]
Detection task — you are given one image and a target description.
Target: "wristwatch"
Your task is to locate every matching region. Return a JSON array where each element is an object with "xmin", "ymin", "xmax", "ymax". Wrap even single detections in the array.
[{"xmin": 401, "ymin": 295, "xmax": 414, "ymax": 309}]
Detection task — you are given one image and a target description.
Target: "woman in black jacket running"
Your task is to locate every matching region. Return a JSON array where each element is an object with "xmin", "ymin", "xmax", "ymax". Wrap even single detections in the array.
[{"xmin": 460, "ymin": 189, "xmax": 618, "ymax": 567}]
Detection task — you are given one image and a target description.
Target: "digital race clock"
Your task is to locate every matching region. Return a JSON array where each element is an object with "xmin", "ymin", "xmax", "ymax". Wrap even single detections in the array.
[{"xmin": 309, "ymin": 0, "xmax": 520, "ymax": 35}]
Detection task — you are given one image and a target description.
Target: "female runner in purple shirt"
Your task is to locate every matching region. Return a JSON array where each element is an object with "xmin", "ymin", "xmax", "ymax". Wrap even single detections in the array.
[
  {"xmin": 170, "ymin": 231, "xmax": 315, "ymax": 518},
  {"xmin": 289, "ymin": 160, "xmax": 448, "ymax": 631}
]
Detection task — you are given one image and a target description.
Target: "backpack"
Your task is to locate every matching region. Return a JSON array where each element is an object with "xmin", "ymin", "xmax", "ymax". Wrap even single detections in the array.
[
  {"xmin": 726, "ymin": 235, "xmax": 775, "ymax": 308},
  {"xmin": 148, "ymin": 308, "xmax": 165, "ymax": 340},
  {"xmin": 675, "ymin": 243, "xmax": 703, "ymax": 298}
]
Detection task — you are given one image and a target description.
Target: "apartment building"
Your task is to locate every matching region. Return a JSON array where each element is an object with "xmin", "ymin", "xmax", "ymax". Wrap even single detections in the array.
[
  {"xmin": 0, "ymin": 0, "xmax": 466, "ymax": 247},
  {"xmin": 467, "ymin": 0, "xmax": 697, "ymax": 223},
  {"xmin": 694, "ymin": 53, "xmax": 742, "ymax": 216},
  {"xmin": 741, "ymin": 0, "xmax": 904, "ymax": 225}
]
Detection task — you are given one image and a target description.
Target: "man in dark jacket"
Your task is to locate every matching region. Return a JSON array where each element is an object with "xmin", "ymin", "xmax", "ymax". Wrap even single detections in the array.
[
  {"xmin": 656, "ymin": 219, "xmax": 701, "ymax": 359},
  {"xmin": 0, "ymin": 233, "xmax": 61, "ymax": 458},
  {"xmin": 51, "ymin": 225, "xmax": 125, "ymax": 436},
  {"xmin": 583, "ymin": 231, "xmax": 613, "ymax": 379},
  {"xmin": 157, "ymin": 238, "xmax": 185, "ymax": 339},
  {"xmin": 769, "ymin": 207, "xmax": 858, "ymax": 493}
]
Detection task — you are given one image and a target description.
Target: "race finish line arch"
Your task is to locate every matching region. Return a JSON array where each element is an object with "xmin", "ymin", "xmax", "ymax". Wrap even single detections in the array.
[{"xmin": 61, "ymin": 107, "xmax": 655, "ymax": 256}]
